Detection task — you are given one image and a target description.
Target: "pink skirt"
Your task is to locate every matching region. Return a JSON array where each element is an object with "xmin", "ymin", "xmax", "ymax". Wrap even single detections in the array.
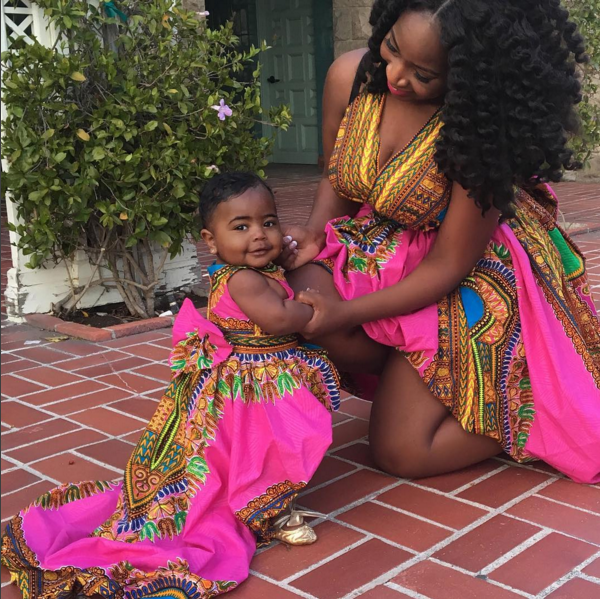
[{"xmin": 316, "ymin": 202, "xmax": 600, "ymax": 483}]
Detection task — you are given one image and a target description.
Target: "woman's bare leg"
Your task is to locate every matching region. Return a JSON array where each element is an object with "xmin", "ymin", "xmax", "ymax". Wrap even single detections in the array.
[
  {"xmin": 370, "ymin": 350, "xmax": 502, "ymax": 478},
  {"xmin": 287, "ymin": 265, "xmax": 389, "ymax": 375}
]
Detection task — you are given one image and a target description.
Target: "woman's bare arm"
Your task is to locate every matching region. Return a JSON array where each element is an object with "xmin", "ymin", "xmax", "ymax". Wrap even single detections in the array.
[
  {"xmin": 305, "ymin": 49, "xmax": 367, "ymax": 232},
  {"xmin": 346, "ymin": 183, "xmax": 499, "ymax": 323},
  {"xmin": 298, "ymin": 182, "xmax": 500, "ymax": 333}
]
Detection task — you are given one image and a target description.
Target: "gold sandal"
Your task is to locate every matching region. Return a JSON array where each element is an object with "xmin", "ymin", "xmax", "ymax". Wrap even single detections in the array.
[{"xmin": 271, "ymin": 505, "xmax": 324, "ymax": 546}]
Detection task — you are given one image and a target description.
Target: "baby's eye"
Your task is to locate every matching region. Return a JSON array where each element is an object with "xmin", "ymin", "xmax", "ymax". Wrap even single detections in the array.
[
  {"xmin": 235, "ymin": 224, "xmax": 248, "ymax": 231},
  {"xmin": 264, "ymin": 220, "xmax": 277, "ymax": 227},
  {"xmin": 415, "ymin": 71, "xmax": 433, "ymax": 84}
]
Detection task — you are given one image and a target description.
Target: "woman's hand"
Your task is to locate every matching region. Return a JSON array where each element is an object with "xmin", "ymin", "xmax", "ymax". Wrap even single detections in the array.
[
  {"xmin": 296, "ymin": 289, "xmax": 351, "ymax": 338},
  {"xmin": 278, "ymin": 225, "xmax": 325, "ymax": 271}
]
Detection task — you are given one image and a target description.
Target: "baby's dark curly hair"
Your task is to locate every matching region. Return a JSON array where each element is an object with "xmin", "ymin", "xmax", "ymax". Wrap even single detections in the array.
[
  {"xmin": 199, "ymin": 172, "xmax": 274, "ymax": 229},
  {"xmin": 363, "ymin": 0, "xmax": 587, "ymax": 216}
]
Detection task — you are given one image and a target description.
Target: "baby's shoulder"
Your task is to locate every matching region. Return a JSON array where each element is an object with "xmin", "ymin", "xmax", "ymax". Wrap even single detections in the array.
[{"xmin": 226, "ymin": 267, "xmax": 271, "ymax": 299}]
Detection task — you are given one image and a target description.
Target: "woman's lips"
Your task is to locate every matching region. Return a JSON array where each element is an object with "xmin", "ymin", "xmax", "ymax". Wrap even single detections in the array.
[{"xmin": 388, "ymin": 82, "xmax": 410, "ymax": 97}]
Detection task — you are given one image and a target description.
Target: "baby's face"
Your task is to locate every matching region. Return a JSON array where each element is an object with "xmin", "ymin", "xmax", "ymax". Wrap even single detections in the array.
[{"xmin": 203, "ymin": 187, "xmax": 283, "ymax": 268}]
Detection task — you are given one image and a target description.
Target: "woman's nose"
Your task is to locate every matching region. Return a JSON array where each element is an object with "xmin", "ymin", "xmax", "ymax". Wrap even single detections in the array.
[{"xmin": 387, "ymin": 59, "xmax": 410, "ymax": 87}]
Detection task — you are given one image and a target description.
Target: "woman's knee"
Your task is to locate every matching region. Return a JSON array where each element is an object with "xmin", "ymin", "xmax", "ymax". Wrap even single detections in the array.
[{"xmin": 369, "ymin": 437, "xmax": 432, "ymax": 479}]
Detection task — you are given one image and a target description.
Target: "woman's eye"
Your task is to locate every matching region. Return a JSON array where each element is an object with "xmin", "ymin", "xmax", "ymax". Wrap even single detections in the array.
[
  {"xmin": 385, "ymin": 38, "xmax": 398, "ymax": 54},
  {"xmin": 415, "ymin": 71, "xmax": 433, "ymax": 84}
]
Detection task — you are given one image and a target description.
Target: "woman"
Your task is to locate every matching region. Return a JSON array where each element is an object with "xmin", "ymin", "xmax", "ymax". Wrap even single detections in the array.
[{"xmin": 282, "ymin": 0, "xmax": 600, "ymax": 483}]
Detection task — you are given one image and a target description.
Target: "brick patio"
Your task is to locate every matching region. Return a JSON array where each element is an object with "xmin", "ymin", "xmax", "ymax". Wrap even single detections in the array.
[{"xmin": 1, "ymin": 173, "xmax": 599, "ymax": 598}]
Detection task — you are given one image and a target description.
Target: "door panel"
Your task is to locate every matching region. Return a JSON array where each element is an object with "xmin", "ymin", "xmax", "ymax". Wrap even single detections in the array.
[{"xmin": 257, "ymin": 0, "xmax": 318, "ymax": 164}]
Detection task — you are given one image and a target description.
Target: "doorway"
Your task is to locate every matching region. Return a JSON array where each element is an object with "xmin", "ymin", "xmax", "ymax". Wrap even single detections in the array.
[{"xmin": 205, "ymin": 0, "xmax": 333, "ymax": 164}]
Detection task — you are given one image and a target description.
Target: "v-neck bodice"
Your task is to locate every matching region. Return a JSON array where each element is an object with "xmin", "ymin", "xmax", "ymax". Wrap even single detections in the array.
[{"xmin": 328, "ymin": 92, "xmax": 452, "ymax": 231}]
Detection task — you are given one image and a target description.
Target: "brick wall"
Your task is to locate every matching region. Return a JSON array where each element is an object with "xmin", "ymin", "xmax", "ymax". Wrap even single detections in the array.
[{"xmin": 332, "ymin": 0, "xmax": 371, "ymax": 57}]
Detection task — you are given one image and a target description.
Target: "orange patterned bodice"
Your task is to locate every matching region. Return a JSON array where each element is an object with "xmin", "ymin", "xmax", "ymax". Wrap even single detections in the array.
[{"xmin": 328, "ymin": 93, "xmax": 451, "ymax": 231}]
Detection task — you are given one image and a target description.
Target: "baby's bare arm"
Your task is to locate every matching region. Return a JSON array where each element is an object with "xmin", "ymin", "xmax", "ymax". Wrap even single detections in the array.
[{"xmin": 228, "ymin": 270, "xmax": 313, "ymax": 335}]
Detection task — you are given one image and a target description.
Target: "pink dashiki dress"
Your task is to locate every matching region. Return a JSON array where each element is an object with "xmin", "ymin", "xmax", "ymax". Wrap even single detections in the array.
[
  {"xmin": 1, "ymin": 263, "xmax": 340, "ymax": 599},
  {"xmin": 316, "ymin": 91, "xmax": 600, "ymax": 483}
]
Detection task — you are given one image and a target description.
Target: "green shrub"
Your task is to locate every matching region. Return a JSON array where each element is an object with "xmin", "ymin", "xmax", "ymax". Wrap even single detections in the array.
[
  {"xmin": 1, "ymin": 0, "xmax": 291, "ymax": 317},
  {"xmin": 569, "ymin": 0, "xmax": 600, "ymax": 165}
]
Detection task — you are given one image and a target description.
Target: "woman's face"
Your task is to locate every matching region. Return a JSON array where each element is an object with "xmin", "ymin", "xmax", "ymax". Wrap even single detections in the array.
[{"xmin": 380, "ymin": 11, "xmax": 448, "ymax": 103}]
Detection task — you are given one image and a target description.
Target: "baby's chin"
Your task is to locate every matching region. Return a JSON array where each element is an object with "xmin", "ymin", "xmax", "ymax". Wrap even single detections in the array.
[{"xmin": 238, "ymin": 250, "xmax": 281, "ymax": 269}]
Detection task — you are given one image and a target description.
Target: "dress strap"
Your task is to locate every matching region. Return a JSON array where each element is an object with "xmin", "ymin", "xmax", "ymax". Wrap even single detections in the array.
[{"xmin": 209, "ymin": 263, "xmax": 283, "ymax": 292}]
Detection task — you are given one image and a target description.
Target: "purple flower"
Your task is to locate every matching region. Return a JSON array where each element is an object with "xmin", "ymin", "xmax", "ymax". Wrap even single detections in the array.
[{"xmin": 211, "ymin": 99, "xmax": 232, "ymax": 121}]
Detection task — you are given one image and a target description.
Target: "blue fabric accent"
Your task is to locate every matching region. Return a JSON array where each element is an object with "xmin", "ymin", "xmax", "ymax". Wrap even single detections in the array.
[
  {"xmin": 459, "ymin": 286, "xmax": 484, "ymax": 329},
  {"xmin": 302, "ymin": 343, "xmax": 324, "ymax": 350},
  {"xmin": 207, "ymin": 262, "xmax": 225, "ymax": 276}
]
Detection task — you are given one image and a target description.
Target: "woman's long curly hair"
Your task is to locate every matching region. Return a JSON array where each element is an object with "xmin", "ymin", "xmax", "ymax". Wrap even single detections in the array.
[{"xmin": 364, "ymin": 0, "xmax": 587, "ymax": 216}]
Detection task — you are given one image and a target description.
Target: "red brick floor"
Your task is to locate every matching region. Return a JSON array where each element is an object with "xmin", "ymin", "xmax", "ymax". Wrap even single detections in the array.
[{"xmin": 1, "ymin": 173, "xmax": 600, "ymax": 598}]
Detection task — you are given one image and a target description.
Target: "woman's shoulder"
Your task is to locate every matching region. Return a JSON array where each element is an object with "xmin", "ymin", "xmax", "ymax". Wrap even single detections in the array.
[{"xmin": 325, "ymin": 48, "xmax": 369, "ymax": 103}]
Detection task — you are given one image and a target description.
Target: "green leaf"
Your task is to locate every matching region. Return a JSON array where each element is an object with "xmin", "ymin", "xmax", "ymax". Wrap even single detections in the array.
[
  {"xmin": 145, "ymin": 120, "xmax": 158, "ymax": 132},
  {"xmin": 70, "ymin": 71, "xmax": 86, "ymax": 82},
  {"xmin": 150, "ymin": 230, "xmax": 171, "ymax": 247},
  {"xmin": 28, "ymin": 189, "xmax": 48, "ymax": 202},
  {"xmin": 91, "ymin": 147, "xmax": 106, "ymax": 161},
  {"xmin": 26, "ymin": 253, "xmax": 40, "ymax": 269},
  {"xmin": 42, "ymin": 129, "xmax": 55, "ymax": 141},
  {"xmin": 54, "ymin": 152, "xmax": 67, "ymax": 163}
]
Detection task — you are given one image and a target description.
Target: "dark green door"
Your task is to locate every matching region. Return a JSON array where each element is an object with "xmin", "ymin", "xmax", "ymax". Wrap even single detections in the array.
[{"xmin": 206, "ymin": 0, "xmax": 333, "ymax": 164}]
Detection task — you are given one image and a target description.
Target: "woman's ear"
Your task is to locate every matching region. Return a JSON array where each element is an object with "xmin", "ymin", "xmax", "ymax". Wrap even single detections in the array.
[{"xmin": 201, "ymin": 229, "xmax": 217, "ymax": 255}]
